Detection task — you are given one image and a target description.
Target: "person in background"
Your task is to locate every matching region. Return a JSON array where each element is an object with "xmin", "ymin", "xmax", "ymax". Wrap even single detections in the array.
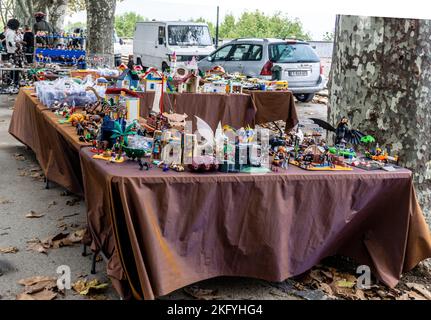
[
  {"xmin": 4, "ymin": 18, "xmax": 21, "ymax": 84},
  {"xmin": 33, "ymin": 12, "xmax": 53, "ymax": 34},
  {"xmin": 0, "ymin": 26, "xmax": 7, "ymax": 50},
  {"xmin": 5, "ymin": 19, "xmax": 20, "ymax": 57},
  {"xmin": 33, "ymin": 12, "xmax": 53, "ymax": 47},
  {"xmin": 23, "ymin": 25, "xmax": 34, "ymax": 63}
]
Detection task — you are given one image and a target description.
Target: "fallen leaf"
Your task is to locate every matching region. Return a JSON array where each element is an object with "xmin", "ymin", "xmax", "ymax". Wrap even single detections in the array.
[
  {"xmin": 336, "ymin": 279, "xmax": 356, "ymax": 288},
  {"xmin": 16, "ymin": 290, "xmax": 57, "ymax": 300},
  {"xmin": 407, "ymin": 290, "xmax": 427, "ymax": 300},
  {"xmin": 48, "ymin": 201, "xmax": 57, "ymax": 208},
  {"xmin": 321, "ymin": 270, "xmax": 334, "ymax": 280},
  {"xmin": 66, "ymin": 199, "xmax": 80, "ymax": 206},
  {"xmin": 316, "ymin": 282, "xmax": 334, "ymax": 296},
  {"xmin": 184, "ymin": 286, "xmax": 220, "ymax": 300},
  {"xmin": 406, "ymin": 283, "xmax": 431, "ymax": 300},
  {"xmin": 26, "ymin": 240, "xmax": 48, "ymax": 254},
  {"xmin": 72, "ymin": 279, "xmax": 109, "ymax": 295},
  {"xmin": 67, "ymin": 229, "xmax": 85, "ymax": 243},
  {"xmin": 26, "ymin": 210, "xmax": 45, "ymax": 219},
  {"xmin": 18, "ymin": 276, "xmax": 57, "ymax": 287},
  {"xmin": 25, "ymin": 279, "xmax": 57, "ymax": 294},
  {"xmin": 14, "ymin": 153, "xmax": 26, "ymax": 161},
  {"xmin": 396, "ymin": 293, "xmax": 410, "ymax": 300},
  {"xmin": 62, "ymin": 213, "xmax": 79, "ymax": 219},
  {"xmin": 0, "ymin": 246, "xmax": 18, "ymax": 253}
]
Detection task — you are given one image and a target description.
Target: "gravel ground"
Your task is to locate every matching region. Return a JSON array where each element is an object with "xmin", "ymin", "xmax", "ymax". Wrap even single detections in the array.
[{"xmin": 0, "ymin": 93, "xmax": 429, "ymax": 301}]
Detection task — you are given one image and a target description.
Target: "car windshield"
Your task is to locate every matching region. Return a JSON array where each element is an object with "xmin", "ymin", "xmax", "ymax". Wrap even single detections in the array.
[
  {"xmin": 168, "ymin": 25, "xmax": 212, "ymax": 46},
  {"xmin": 269, "ymin": 43, "xmax": 320, "ymax": 63}
]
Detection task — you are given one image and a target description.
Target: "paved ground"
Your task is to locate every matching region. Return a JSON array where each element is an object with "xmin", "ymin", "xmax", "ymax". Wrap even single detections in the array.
[{"xmin": 0, "ymin": 94, "xmax": 429, "ymax": 301}]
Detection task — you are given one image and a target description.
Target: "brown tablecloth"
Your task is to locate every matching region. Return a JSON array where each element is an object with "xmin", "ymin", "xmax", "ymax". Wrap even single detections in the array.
[
  {"xmin": 79, "ymin": 147, "xmax": 431, "ymax": 300},
  {"xmin": 9, "ymin": 89, "xmax": 91, "ymax": 195},
  {"xmin": 137, "ymin": 91, "xmax": 297, "ymax": 132},
  {"xmin": 246, "ymin": 90, "xmax": 299, "ymax": 131}
]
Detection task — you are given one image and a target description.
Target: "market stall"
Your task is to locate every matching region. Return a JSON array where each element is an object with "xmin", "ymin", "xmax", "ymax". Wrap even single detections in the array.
[
  {"xmin": 79, "ymin": 147, "xmax": 431, "ymax": 299},
  {"xmin": 9, "ymin": 88, "xmax": 92, "ymax": 195}
]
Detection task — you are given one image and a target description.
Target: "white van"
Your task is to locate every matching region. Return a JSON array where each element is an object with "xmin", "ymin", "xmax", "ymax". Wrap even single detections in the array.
[{"xmin": 133, "ymin": 21, "xmax": 215, "ymax": 71}]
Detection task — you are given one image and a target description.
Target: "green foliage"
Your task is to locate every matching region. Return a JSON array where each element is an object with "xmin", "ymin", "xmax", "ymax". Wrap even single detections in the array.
[
  {"xmin": 323, "ymin": 31, "xmax": 334, "ymax": 41},
  {"xmin": 195, "ymin": 10, "xmax": 310, "ymax": 40},
  {"xmin": 115, "ymin": 12, "xmax": 147, "ymax": 38},
  {"xmin": 111, "ymin": 120, "xmax": 137, "ymax": 145}
]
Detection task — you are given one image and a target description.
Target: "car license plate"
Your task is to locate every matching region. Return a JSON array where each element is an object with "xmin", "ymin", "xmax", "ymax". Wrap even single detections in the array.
[{"xmin": 288, "ymin": 70, "xmax": 308, "ymax": 77}]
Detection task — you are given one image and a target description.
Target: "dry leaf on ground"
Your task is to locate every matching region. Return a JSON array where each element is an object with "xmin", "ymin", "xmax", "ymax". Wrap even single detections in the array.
[
  {"xmin": 18, "ymin": 276, "xmax": 57, "ymax": 287},
  {"xmin": 48, "ymin": 201, "xmax": 57, "ymax": 208},
  {"xmin": 407, "ymin": 290, "xmax": 427, "ymax": 300},
  {"xmin": 26, "ymin": 211, "xmax": 45, "ymax": 219},
  {"xmin": 26, "ymin": 239, "xmax": 49, "ymax": 254},
  {"xmin": 16, "ymin": 290, "xmax": 57, "ymax": 300},
  {"xmin": 66, "ymin": 199, "xmax": 80, "ymax": 206},
  {"xmin": 14, "ymin": 153, "xmax": 26, "ymax": 161},
  {"xmin": 72, "ymin": 279, "xmax": 109, "ymax": 295},
  {"xmin": 0, "ymin": 246, "xmax": 18, "ymax": 253},
  {"xmin": 406, "ymin": 283, "xmax": 431, "ymax": 300}
]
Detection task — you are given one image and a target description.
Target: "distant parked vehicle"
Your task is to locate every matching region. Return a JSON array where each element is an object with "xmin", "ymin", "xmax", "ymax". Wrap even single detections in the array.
[
  {"xmin": 198, "ymin": 38, "xmax": 325, "ymax": 102},
  {"xmin": 133, "ymin": 21, "xmax": 215, "ymax": 71}
]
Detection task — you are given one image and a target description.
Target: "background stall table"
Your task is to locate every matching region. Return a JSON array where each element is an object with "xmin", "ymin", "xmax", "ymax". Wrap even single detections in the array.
[
  {"xmin": 138, "ymin": 91, "xmax": 298, "ymax": 132},
  {"xmin": 79, "ymin": 147, "xmax": 431, "ymax": 300}
]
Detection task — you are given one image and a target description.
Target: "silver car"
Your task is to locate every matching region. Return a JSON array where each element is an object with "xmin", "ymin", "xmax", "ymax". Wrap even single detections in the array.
[{"xmin": 198, "ymin": 38, "xmax": 325, "ymax": 102}]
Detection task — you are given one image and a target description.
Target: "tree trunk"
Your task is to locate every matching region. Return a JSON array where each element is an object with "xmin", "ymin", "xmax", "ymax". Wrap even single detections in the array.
[
  {"xmin": 47, "ymin": 0, "xmax": 69, "ymax": 32},
  {"xmin": 86, "ymin": 0, "xmax": 116, "ymax": 56},
  {"xmin": 328, "ymin": 15, "xmax": 431, "ymax": 226},
  {"xmin": 14, "ymin": 0, "xmax": 34, "ymax": 26}
]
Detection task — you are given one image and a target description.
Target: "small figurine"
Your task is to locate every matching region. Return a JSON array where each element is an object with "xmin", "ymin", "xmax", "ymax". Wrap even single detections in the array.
[{"xmin": 310, "ymin": 117, "xmax": 365, "ymax": 146}]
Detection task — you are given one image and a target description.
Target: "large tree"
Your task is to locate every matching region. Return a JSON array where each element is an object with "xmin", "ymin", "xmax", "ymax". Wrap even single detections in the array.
[
  {"xmin": 328, "ymin": 15, "xmax": 431, "ymax": 225},
  {"xmin": 85, "ymin": 0, "xmax": 116, "ymax": 55},
  {"xmin": 14, "ymin": 0, "xmax": 68, "ymax": 30}
]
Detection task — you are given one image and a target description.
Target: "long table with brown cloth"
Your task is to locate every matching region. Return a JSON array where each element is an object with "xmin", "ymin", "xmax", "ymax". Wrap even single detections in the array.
[
  {"xmin": 79, "ymin": 147, "xmax": 431, "ymax": 300},
  {"xmin": 9, "ymin": 88, "xmax": 91, "ymax": 195},
  {"xmin": 138, "ymin": 91, "xmax": 297, "ymax": 132}
]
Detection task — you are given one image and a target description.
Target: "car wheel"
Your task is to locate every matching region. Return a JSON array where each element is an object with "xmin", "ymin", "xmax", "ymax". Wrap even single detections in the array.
[{"xmin": 295, "ymin": 93, "xmax": 315, "ymax": 103}]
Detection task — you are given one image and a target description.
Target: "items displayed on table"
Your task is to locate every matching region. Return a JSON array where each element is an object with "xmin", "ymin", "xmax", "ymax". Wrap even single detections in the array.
[
  {"xmin": 35, "ymin": 76, "xmax": 105, "ymax": 108},
  {"xmin": 35, "ymin": 32, "xmax": 86, "ymax": 68}
]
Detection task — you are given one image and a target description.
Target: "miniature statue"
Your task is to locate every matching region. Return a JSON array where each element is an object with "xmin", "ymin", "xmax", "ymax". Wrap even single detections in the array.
[{"xmin": 310, "ymin": 117, "xmax": 365, "ymax": 146}]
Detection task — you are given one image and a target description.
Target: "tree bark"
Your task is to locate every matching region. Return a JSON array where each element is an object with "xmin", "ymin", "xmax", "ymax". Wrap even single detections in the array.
[
  {"xmin": 47, "ymin": 0, "xmax": 69, "ymax": 32},
  {"xmin": 86, "ymin": 0, "xmax": 116, "ymax": 56},
  {"xmin": 14, "ymin": 0, "xmax": 33, "ymax": 26},
  {"xmin": 328, "ymin": 15, "xmax": 431, "ymax": 226}
]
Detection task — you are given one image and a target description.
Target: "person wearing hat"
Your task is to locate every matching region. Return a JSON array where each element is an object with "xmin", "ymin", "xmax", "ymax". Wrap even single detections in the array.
[{"xmin": 33, "ymin": 12, "xmax": 53, "ymax": 34}]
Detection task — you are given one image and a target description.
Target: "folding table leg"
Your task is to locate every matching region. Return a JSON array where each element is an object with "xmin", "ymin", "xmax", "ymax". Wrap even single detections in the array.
[
  {"xmin": 82, "ymin": 244, "xmax": 88, "ymax": 256},
  {"xmin": 91, "ymin": 251, "xmax": 99, "ymax": 274}
]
